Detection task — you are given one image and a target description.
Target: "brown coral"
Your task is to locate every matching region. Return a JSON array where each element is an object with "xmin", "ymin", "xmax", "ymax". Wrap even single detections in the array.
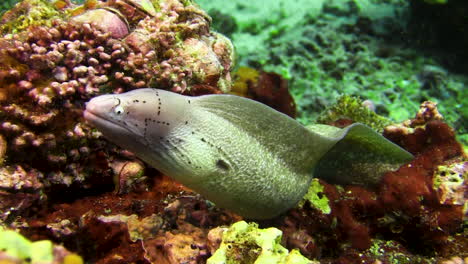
[
  {"xmin": 230, "ymin": 66, "xmax": 297, "ymax": 117},
  {"xmin": 277, "ymin": 102, "xmax": 466, "ymax": 262},
  {"xmin": 143, "ymin": 222, "xmax": 209, "ymax": 264}
]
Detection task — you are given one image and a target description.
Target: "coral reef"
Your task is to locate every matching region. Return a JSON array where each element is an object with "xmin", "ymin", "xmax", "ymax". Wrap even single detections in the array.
[
  {"xmin": 278, "ymin": 101, "xmax": 466, "ymax": 262},
  {"xmin": 0, "ymin": 0, "xmax": 234, "ymax": 223},
  {"xmin": 0, "ymin": 0, "xmax": 466, "ymax": 263},
  {"xmin": 21, "ymin": 179, "xmax": 240, "ymax": 263},
  {"xmin": 1, "ymin": 89, "xmax": 466, "ymax": 263},
  {"xmin": 7, "ymin": 99, "xmax": 462, "ymax": 264}
]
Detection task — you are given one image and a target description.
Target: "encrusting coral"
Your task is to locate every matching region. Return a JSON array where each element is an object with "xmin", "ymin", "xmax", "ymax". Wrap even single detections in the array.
[
  {"xmin": 207, "ymin": 221, "xmax": 314, "ymax": 264},
  {"xmin": 279, "ymin": 101, "xmax": 466, "ymax": 262}
]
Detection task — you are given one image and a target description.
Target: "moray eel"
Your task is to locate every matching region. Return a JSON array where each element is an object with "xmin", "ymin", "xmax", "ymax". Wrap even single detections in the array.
[{"xmin": 84, "ymin": 88, "xmax": 413, "ymax": 219}]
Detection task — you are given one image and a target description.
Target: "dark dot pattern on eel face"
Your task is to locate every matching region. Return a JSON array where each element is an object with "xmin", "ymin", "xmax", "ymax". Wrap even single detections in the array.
[
  {"xmin": 142, "ymin": 117, "xmax": 171, "ymax": 138},
  {"xmin": 160, "ymin": 135, "xmax": 200, "ymax": 169},
  {"xmin": 129, "ymin": 90, "xmax": 232, "ymax": 176},
  {"xmin": 157, "ymin": 97, "xmax": 161, "ymax": 116}
]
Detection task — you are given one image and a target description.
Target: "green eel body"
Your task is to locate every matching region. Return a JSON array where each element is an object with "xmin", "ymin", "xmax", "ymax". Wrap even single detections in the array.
[{"xmin": 84, "ymin": 89, "xmax": 413, "ymax": 219}]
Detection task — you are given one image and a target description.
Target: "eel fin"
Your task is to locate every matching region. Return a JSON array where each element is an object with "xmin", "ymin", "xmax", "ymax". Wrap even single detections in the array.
[{"xmin": 309, "ymin": 123, "xmax": 414, "ymax": 187}]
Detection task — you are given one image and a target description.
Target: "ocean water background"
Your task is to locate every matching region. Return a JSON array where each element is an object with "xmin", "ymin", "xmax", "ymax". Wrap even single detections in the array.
[{"xmin": 196, "ymin": 0, "xmax": 467, "ymax": 144}]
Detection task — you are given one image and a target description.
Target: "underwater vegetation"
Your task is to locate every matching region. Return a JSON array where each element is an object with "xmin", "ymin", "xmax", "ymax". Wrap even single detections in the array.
[
  {"xmin": 207, "ymin": 221, "xmax": 313, "ymax": 263},
  {"xmin": 0, "ymin": 0, "xmax": 466, "ymax": 263},
  {"xmin": 0, "ymin": 0, "xmax": 18, "ymax": 15},
  {"xmin": 0, "ymin": 227, "xmax": 84, "ymax": 264},
  {"xmin": 198, "ymin": 0, "xmax": 468, "ymax": 146}
]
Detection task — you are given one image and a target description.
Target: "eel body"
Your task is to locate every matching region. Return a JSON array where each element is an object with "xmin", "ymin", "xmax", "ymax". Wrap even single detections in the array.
[{"xmin": 84, "ymin": 88, "xmax": 413, "ymax": 219}]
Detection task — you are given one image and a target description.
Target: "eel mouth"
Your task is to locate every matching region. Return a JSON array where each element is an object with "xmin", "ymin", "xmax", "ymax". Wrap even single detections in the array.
[
  {"xmin": 84, "ymin": 94, "xmax": 150, "ymax": 148},
  {"xmin": 83, "ymin": 109, "xmax": 125, "ymax": 134},
  {"xmin": 84, "ymin": 106, "xmax": 148, "ymax": 148},
  {"xmin": 83, "ymin": 96, "xmax": 138, "ymax": 138},
  {"xmin": 83, "ymin": 96, "xmax": 114, "ymax": 127},
  {"xmin": 84, "ymin": 95, "xmax": 123, "ymax": 131},
  {"xmin": 83, "ymin": 109, "xmax": 99, "ymax": 123}
]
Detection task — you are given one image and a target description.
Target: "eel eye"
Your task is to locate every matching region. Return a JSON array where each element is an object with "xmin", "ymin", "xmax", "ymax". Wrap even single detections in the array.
[
  {"xmin": 113, "ymin": 98, "xmax": 124, "ymax": 115},
  {"xmin": 114, "ymin": 105, "xmax": 124, "ymax": 115}
]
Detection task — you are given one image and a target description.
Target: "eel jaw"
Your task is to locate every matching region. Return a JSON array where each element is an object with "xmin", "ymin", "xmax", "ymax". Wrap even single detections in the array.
[
  {"xmin": 83, "ymin": 109, "xmax": 133, "ymax": 139},
  {"xmin": 83, "ymin": 95, "xmax": 124, "ymax": 135},
  {"xmin": 83, "ymin": 99, "xmax": 146, "ymax": 150}
]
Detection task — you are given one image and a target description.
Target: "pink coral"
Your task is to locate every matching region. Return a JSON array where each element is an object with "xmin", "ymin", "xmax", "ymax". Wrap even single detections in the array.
[
  {"xmin": 0, "ymin": 0, "xmax": 234, "ymax": 219},
  {"xmin": 71, "ymin": 9, "xmax": 130, "ymax": 39}
]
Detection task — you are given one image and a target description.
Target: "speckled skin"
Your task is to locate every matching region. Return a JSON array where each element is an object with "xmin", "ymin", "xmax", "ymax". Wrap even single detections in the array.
[{"xmin": 84, "ymin": 89, "xmax": 413, "ymax": 219}]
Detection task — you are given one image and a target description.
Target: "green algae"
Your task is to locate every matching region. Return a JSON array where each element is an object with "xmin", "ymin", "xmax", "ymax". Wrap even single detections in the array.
[
  {"xmin": 433, "ymin": 163, "xmax": 467, "ymax": 190},
  {"xmin": 195, "ymin": 0, "xmax": 467, "ymax": 145},
  {"xmin": 0, "ymin": 227, "xmax": 84, "ymax": 263},
  {"xmin": 0, "ymin": 227, "xmax": 54, "ymax": 262},
  {"xmin": 298, "ymin": 178, "xmax": 331, "ymax": 214},
  {"xmin": 207, "ymin": 221, "xmax": 314, "ymax": 264},
  {"xmin": 368, "ymin": 239, "xmax": 435, "ymax": 264},
  {"xmin": 423, "ymin": 0, "xmax": 447, "ymax": 4},
  {"xmin": 0, "ymin": 0, "xmax": 18, "ymax": 14},
  {"xmin": 0, "ymin": 0, "xmax": 62, "ymax": 34},
  {"xmin": 316, "ymin": 95, "xmax": 394, "ymax": 133}
]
